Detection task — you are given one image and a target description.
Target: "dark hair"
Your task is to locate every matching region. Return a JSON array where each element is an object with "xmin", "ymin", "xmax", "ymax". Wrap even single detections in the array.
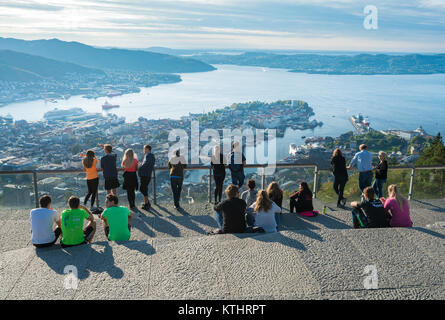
[
  {"xmin": 68, "ymin": 196, "xmax": 80, "ymax": 209},
  {"xmin": 247, "ymin": 179, "xmax": 256, "ymax": 190},
  {"xmin": 39, "ymin": 195, "xmax": 52, "ymax": 208},
  {"xmin": 104, "ymin": 144, "xmax": 112, "ymax": 153},
  {"xmin": 299, "ymin": 182, "xmax": 312, "ymax": 197},
  {"xmin": 175, "ymin": 149, "xmax": 180, "ymax": 157},
  {"xmin": 82, "ymin": 150, "xmax": 95, "ymax": 168},
  {"xmin": 363, "ymin": 186, "xmax": 375, "ymax": 200},
  {"xmin": 144, "ymin": 144, "xmax": 152, "ymax": 151},
  {"xmin": 106, "ymin": 194, "xmax": 119, "ymax": 205}
]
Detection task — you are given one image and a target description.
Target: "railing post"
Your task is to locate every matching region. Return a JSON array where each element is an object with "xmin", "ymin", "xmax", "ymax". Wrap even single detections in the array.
[
  {"xmin": 208, "ymin": 167, "xmax": 212, "ymax": 203},
  {"xmin": 408, "ymin": 167, "xmax": 415, "ymax": 200},
  {"xmin": 33, "ymin": 171, "xmax": 39, "ymax": 208},
  {"xmin": 313, "ymin": 166, "xmax": 318, "ymax": 199},
  {"xmin": 261, "ymin": 166, "xmax": 266, "ymax": 190},
  {"xmin": 152, "ymin": 169, "xmax": 157, "ymax": 205}
]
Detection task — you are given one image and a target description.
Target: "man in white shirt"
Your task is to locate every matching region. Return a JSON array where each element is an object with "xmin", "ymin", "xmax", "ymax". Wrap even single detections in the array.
[{"xmin": 30, "ymin": 195, "xmax": 62, "ymax": 248}]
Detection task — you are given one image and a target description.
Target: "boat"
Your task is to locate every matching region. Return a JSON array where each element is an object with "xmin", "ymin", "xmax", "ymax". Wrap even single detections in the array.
[
  {"xmin": 349, "ymin": 114, "xmax": 371, "ymax": 133},
  {"xmin": 44, "ymin": 108, "xmax": 85, "ymax": 121},
  {"xmin": 305, "ymin": 136, "xmax": 323, "ymax": 144},
  {"xmin": 102, "ymin": 101, "xmax": 120, "ymax": 110}
]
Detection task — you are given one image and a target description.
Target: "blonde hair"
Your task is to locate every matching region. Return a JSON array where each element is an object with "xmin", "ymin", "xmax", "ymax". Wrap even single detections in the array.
[
  {"xmin": 123, "ymin": 149, "xmax": 136, "ymax": 169},
  {"xmin": 254, "ymin": 190, "xmax": 272, "ymax": 213},
  {"xmin": 266, "ymin": 181, "xmax": 282, "ymax": 201},
  {"xmin": 379, "ymin": 151, "xmax": 387, "ymax": 160},
  {"xmin": 388, "ymin": 184, "xmax": 406, "ymax": 210},
  {"xmin": 225, "ymin": 184, "xmax": 239, "ymax": 199}
]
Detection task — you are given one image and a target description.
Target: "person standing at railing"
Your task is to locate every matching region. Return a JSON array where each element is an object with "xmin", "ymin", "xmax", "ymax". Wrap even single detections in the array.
[
  {"xmin": 211, "ymin": 145, "xmax": 226, "ymax": 204},
  {"xmin": 347, "ymin": 144, "xmax": 373, "ymax": 194},
  {"xmin": 82, "ymin": 150, "xmax": 99, "ymax": 209},
  {"xmin": 331, "ymin": 148, "xmax": 348, "ymax": 208},
  {"xmin": 228, "ymin": 141, "xmax": 246, "ymax": 188},
  {"xmin": 384, "ymin": 184, "xmax": 413, "ymax": 227},
  {"xmin": 372, "ymin": 151, "xmax": 388, "ymax": 199},
  {"xmin": 122, "ymin": 149, "xmax": 138, "ymax": 211},
  {"xmin": 139, "ymin": 144, "xmax": 155, "ymax": 211},
  {"xmin": 168, "ymin": 149, "xmax": 187, "ymax": 209},
  {"xmin": 99, "ymin": 144, "xmax": 120, "ymax": 196}
]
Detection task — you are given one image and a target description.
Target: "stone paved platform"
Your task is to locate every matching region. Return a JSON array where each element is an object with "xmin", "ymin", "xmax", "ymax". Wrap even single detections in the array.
[{"xmin": 0, "ymin": 199, "xmax": 444, "ymax": 300}]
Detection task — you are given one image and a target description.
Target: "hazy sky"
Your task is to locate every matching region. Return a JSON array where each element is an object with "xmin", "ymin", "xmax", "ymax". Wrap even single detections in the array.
[{"xmin": 1, "ymin": 0, "xmax": 445, "ymax": 52}]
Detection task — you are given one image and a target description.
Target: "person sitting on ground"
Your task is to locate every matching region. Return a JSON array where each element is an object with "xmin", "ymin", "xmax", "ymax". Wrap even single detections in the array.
[
  {"xmin": 30, "ymin": 195, "xmax": 62, "ymax": 248},
  {"xmin": 350, "ymin": 187, "xmax": 389, "ymax": 229},
  {"xmin": 101, "ymin": 194, "xmax": 134, "ymax": 241},
  {"xmin": 248, "ymin": 190, "xmax": 281, "ymax": 233},
  {"xmin": 266, "ymin": 181, "xmax": 283, "ymax": 225},
  {"xmin": 241, "ymin": 179, "xmax": 258, "ymax": 208},
  {"xmin": 213, "ymin": 184, "xmax": 247, "ymax": 234},
  {"xmin": 384, "ymin": 184, "xmax": 413, "ymax": 228},
  {"xmin": 289, "ymin": 182, "xmax": 314, "ymax": 214},
  {"xmin": 60, "ymin": 196, "xmax": 96, "ymax": 248}
]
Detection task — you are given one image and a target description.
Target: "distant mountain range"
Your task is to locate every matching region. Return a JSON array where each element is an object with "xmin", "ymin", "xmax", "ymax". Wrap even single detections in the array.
[
  {"xmin": 0, "ymin": 49, "xmax": 104, "ymax": 82},
  {"xmin": 194, "ymin": 52, "xmax": 445, "ymax": 75},
  {"xmin": 0, "ymin": 37, "xmax": 216, "ymax": 74}
]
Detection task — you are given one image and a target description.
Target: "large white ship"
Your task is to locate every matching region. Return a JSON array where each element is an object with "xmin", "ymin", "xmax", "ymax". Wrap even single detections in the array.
[{"xmin": 43, "ymin": 108, "xmax": 85, "ymax": 120}]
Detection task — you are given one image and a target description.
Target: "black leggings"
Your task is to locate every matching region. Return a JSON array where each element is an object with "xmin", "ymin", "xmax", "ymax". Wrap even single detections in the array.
[
  {"xmin": 333, "ymin": 176, "xmax": 347, "ymax": 204},
  {"xmin": 85, "ymin": 178, "xmax": 99, "ymax": 207},
  {"xmin": 214, "ymin": 174, "xmax": 225, "ymax": 203},
  {"xmin": 126, "ymin": 187, "xmax": 136, "ymax": 208}
]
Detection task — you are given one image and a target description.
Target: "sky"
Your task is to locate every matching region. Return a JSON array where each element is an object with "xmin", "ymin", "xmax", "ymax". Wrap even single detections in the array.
[{"xmin": 0, "ymin": 0, "xmax": 445, "ymax": 52}]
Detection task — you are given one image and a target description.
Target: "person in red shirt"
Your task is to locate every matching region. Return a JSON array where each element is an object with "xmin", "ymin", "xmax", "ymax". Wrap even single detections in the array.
[{"xmin": 122, "ymin": 148, "xmax": 138, "ymax": 210}]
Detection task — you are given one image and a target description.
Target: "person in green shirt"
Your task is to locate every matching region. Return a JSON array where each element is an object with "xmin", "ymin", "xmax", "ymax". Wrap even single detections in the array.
[
  {"xmin": 101, "ymin": 194, "xmax": 133, "ymax": 241},
  {"xmin": 60, "ymin": 196, "xmax": 96, "ymax": 248}
]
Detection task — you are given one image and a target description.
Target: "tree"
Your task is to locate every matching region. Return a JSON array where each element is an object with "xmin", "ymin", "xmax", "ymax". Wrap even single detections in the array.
[{"xmin": 416, "ymin": 133, "xmax": 445, "ymax": 165}]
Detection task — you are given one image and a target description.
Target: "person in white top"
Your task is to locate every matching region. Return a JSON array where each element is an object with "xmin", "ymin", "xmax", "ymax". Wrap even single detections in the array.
[
  {"xmin": 30, "ymin": 195, "xmax": 62, "ymax": 248},
  {"xmin": 249, "ymin": 190, "xmax": 281, "ymax": 233}
]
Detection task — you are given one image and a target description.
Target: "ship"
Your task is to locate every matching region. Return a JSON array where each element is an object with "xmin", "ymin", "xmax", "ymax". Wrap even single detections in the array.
[
  {"xmin": 349, "ymin": 114, "xmax": 371, "ymax": 133},
  {"xmin": 305, "ymin": 136, "xmax": 323, "ymax": 144},
  {"xmin": 102, "ymin": 101, "xmax": 120, "ymax": 110},
  {"xmin": 43, "ymin": 108, "xmax": 85, "ymax": 121}
]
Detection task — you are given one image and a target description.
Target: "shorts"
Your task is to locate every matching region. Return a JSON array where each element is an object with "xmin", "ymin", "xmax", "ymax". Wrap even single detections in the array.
[
  {"xmin": 139, "ymin": 176, "xmax": 151, "ymax": 197},
  {"xmin": 61, "ymin": 226, "xmax": 95, "ymax": 248},
  {"xmin": 104, "ymin": 177, "xmax": 120, "ymax": 190}
]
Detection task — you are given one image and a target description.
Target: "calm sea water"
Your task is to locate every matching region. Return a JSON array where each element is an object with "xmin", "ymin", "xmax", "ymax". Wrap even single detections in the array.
[{"xmin": 1, "ymin": 64, "xmax": 444, "ymax": 159}]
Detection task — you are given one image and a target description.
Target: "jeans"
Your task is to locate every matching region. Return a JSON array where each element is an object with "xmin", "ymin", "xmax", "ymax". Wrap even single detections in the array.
[
  {"xmin": 171, "ymin": 177, "xmax": 183, "ymax": 206},
  {"xmin": 275, "ymin": 212, "xmax": 280, "ymax": 226},
  {"xmin": 230, "ymin": 170, "xmax": 245, "ymax": 188},
  {"xmin": 215, "ymin": 210, "xmax": 224, "ymax": 229},
  {"xmin": 372, "ymin": 178, "xmax": 386, "ymax": 199},
  {"xmin": 358, "ymin": 171, "xmax": 373, "ymax": 193},
  {"xmin": 214, "ymin": 174, "xmax": 225, "ymax": 203}
]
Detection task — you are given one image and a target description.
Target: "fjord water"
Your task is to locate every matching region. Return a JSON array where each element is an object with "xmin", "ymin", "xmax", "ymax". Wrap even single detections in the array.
[{"xmin": 1, "ymin": 64, "xmax": 444, "ymax": 159}]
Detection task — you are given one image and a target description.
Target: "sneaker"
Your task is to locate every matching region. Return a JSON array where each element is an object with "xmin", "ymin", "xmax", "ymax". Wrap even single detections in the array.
[{"xmin": 341, "ymin": 197, "xmax": 347, "ymax": 206}]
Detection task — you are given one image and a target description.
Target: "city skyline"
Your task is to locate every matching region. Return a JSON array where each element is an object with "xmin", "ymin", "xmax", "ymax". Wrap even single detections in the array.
[{"xmin": 1, "ymin": 0, "xmax": 445, "ymax": 52}]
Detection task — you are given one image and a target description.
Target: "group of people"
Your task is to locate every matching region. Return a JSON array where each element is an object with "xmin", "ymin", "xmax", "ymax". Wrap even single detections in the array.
[
  {"xmin": 331, "ymin": 144, "xmax": 412, "ymax": 229},
  {"xmin": 30, "ymin": 193, "xmax": 133, "ymax": 248},
  {"xmin": 28, "ymin": 142, "xmax": 414, "ymax": 248},
  {"xmin": 81, "ymin": 144, "xmax": 155, "ymax": 211}
]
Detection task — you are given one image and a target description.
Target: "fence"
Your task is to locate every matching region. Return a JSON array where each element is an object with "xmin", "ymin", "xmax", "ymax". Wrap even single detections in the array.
[{"xmin": 1, "ymin": 163, "xmax": 444, "ymax": 209}]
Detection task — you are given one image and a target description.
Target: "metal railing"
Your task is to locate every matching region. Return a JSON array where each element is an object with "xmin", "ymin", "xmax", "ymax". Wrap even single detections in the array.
[{"xmin": 1, "ymin": 163, "xmax": 444, "ymax": 208}]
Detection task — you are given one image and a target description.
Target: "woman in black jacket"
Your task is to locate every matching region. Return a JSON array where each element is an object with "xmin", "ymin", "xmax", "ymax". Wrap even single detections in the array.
[
  {"xmin": 289, "ymin": 182, "xmax": 313, "ymax": 213},
  {"xmin": 211, "ymin": 146, "xmax": 226, "ymax": 204},
  {"xmin": 372, "ymin": 151, "xmax": 388, "ymax": 199},
  {"xmin": 331, "ymin": 148, "xmax": 348, "ymax": 208}
]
